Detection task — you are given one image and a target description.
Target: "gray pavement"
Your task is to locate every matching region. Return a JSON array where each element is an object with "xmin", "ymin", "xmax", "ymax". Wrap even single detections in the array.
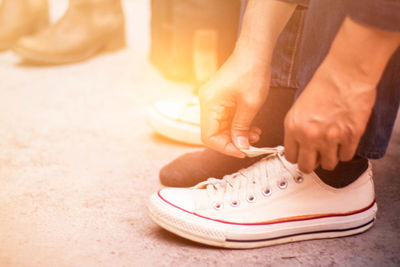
[{"xmin": 0, "ymin": 1, "xmax": 399, "ymax": 266}]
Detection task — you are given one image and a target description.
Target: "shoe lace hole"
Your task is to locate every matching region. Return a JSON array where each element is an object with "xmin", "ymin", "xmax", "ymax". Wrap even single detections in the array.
[
  {"xmin": 247, "ymin": 195, "xmax": 256, "ymax": 203},
  {"xmin": 213, "ymin": 203, "xmax": 223, "ymax": 210},
  {"xmin": 231, "ymin": 200, "xmax": 240, "ymax": 207},
  {"xmin": 262, "ymin": 188, "xmax": 272, "ymax": 197},
  {"xmin": 278, "ymin": 180, "xmax": 288, "ymax": 189},
  {"xmin": 296, "ymin": 176, "xmax": 303, "ymax": 183}
]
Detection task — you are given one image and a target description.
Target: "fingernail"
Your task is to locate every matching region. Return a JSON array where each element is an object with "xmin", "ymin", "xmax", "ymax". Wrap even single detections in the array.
[
  {"xmin": 226, "ymin": 143, "xmax": 245, "ymax": 158},
  {"xmin": 235, "ymin": 136, "xmax": 249, "ymax": 149}
]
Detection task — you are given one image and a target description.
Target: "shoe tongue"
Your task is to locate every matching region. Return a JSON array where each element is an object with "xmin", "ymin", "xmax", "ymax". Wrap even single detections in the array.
[
  {"xmin": 195, "ymin": 147, "xmax": 298, "ymax": 189},
  {"xmin": 235, "ymin": 156, "xmax": 271, "ymax": 181},
  {"xmin": 238, "ymin": 151, "xmax": 298, "ymax": 180}
]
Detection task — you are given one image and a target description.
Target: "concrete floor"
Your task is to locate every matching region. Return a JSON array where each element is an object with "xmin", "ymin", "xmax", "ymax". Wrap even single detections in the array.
[{"xmin": 0, "ymin": 1, "xmax": 399, "ymax": 266}]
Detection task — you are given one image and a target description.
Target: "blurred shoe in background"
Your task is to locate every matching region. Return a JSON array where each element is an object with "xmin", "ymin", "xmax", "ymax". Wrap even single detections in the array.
[
  {"xmin": 13, "ymin": 0, "xmax": 125, "ymax": 64},
  {"xmin": 147, "ymin": 29, "xmax": 219, "ymax": 146},
  {"xmin": 147, "ymin": 0, "xmax": 240, "ymax": 146},
  {"xmin": 0, "ymin": 0, "xmax": 49, "ymax": 51},
  {"xmin": 147, "ymin": 97, "xmax": 202, "ymax": 146}
]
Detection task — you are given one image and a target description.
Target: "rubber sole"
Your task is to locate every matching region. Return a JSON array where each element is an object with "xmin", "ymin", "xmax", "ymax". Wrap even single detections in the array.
[
  {"xmin": 148, "ymin": 192, "xmax": 377, "ymax": 249},
  {"xmin": 147, "ymin": 106, "xmax": 202, "ymax": 146}
]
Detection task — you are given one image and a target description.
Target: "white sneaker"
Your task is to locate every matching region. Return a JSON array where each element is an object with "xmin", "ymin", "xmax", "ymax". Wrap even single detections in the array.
[
  {"xmin": 147, "ymin": 98, "xmax": 201, "ymax": 145},
  {"xmin": 148, "ymin": 148, "xmax": 377, "ymax": 248}
]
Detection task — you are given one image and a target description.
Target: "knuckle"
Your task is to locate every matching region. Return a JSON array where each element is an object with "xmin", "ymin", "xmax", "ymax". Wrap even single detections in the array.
[
  {"xmin": 303, "ymin": 126, "xmax": 319, "ymax": 140},
  {"xmin": 325, "ymin": 127, "xmax": 340, "ymax": 141},
  {"xmin": 231, "ymin": 122, "xmax": 250, "ymax": 132},
  {"xmin": 241, "ymin": 95, "xmax": 260, "ymax": 108},
  {"xmin": 284, "ymin": 115, "xmax": 295, "ymax": 132}
]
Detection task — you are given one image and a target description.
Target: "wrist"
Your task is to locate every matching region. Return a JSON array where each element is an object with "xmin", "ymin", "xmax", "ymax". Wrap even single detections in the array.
[
  {"xmin": 326, "ymin": 17, "xmax": 400, "ymax": 86},
  {"xmin": 232, "ymin": 42, "xmax": 273, "ymax": 71}
]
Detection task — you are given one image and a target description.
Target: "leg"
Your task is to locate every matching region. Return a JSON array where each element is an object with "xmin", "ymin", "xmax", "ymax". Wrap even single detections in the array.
[{"xmin": 0, "ymin": 0, "xmax": 49, "ymax": 50}]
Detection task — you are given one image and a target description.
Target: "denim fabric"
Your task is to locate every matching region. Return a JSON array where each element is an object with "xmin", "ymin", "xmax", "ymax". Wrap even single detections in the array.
[
  {"xmin": 345, "ymin": 0, "xmax": 400, "ymax": 32},
  {"xmin": 296, "ymin": 0, "xmax": 400, "ymax": 159},
  {"xmin": 356, "ymin": 48, "xmax": 400, "ymax": 159},
  {"xmin": 281, "ymin": 0, "xmax": 400, "ymax": 31},
  {"xmin": 270, "ymin": 7, "xmax": 306, "ymax": 89},
  {"xmin": 239, "ymin": 0, "xmax": 306, "ymax": 89}
]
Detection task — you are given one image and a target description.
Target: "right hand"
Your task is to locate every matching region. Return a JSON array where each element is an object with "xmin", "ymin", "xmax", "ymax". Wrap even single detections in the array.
[{"xmin": 199, "ymin": 52, "xmax": 271, "ymax": 158}]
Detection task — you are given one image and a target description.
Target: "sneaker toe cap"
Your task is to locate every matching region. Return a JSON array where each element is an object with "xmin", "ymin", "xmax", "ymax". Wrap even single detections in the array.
[{"xmin": 158, "ymin": 188, "xmax": 195, "ymax": 213}]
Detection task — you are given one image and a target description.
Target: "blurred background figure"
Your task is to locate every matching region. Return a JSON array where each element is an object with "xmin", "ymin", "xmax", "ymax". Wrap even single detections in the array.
[
  {"xmin": 147, "ymin": 0, "xmax": 241, "ymax": 145},
  {"xmin": 0, "ymin": 0, "xmax": 125, "ymax": 64},
  {"xmin": 149, "ymin": 0, "xmax": 241, "ymax": 85},
  {"xmin": 0, "ymin": 0, "xmax": 49, "ymax": 51}
]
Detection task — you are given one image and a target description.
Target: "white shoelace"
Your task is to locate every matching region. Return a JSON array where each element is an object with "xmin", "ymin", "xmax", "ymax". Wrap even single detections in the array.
[{"xmin": 194, "ymin": 146, "xmax": 301, "ymax": 209}]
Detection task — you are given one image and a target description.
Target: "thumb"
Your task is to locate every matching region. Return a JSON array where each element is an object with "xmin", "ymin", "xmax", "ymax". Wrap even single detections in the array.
[{"xmin": 231, "ymin": 99, "xmax": 260, "ymax": 149}]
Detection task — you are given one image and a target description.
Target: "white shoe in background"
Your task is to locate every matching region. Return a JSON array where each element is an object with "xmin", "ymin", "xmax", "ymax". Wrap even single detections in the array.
[
  {"xmin": 148, "ymin": 148, "xmax": 377, "ymax": 248},
  {"xmin": 147, "ymin": 98, "xmax": 202, "ymax": 145}
]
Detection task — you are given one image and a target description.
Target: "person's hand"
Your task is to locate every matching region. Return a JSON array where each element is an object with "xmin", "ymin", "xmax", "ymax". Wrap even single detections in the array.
[
  {"xmin": 199, "ymin": 53, "xmax": 270, "ymax": 158},
  {"xmin": 284, "ymin": 59, "xmax": 377, "ymax": 173},
  {"xmin": 197, "ymin": 0, "xmax": 297, "ymax": 157},
  {"xmin": 283, "ymin": 17, "xmax": 400, "ymax": 173}
]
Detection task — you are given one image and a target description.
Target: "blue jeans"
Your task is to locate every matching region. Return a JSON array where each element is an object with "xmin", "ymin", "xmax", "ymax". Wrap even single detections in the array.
[{"xmin": 240, "ymin": 0, "xmax": 400, "ymax": 159}]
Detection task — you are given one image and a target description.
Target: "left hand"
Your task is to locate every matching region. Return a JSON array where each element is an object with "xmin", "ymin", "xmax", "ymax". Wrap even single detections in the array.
[{"xmin": 284, "ymin": 60, "xmax": 377, "ymax": 173}]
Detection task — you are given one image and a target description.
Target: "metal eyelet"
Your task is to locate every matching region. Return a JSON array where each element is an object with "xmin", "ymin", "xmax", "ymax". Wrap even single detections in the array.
[
  {"xmin": 231, "ymin": 200, "xmax": 240, "ymax": 207},
  {"xmin": 247, "ymin": 195, "xmax": 256, "ymax": 203},
  {"xmin": 295, "ymin": 176, "xmax": 304, "ymax": 183},
  {"xmin": 278, "ymin": 180, "xmax": 288, "ymax": 189},
  {"xmin": 262, "ymin": 188, "xmax": 272, "ymax": 197},
  {"xmin": 213, "ymin": 202, "xmax": 223, "ymax": 210}
]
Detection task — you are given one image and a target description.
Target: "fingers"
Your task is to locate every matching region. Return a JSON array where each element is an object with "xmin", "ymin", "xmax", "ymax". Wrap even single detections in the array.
[
  {"xmin": 200, "ymin": 93, "xmax": 245, "ymax": 158},
  {"xmin": 200, "ymin": 120, "xmax": 245, "ymax": 158},
  {"xmin": 284, "ymin": 113, "xmax": 299, "ymax": 164},
  {"xmin": 319, "ymin": 145, "xmax": 339, "ymax": 170},
  {"xmin": 206, "ymin": 132, "xmax": 245, "ymax": 158},
  {"xmin": 338, "ymin": 134, "xmax": 359, "ymax": 161},
  {"xmin": 297, "ymin": 147, "xmax": 318, "ymax": 173},
  {"xmin": 249, "ymin": 126, "xmax": 262, "ymax": 144},
  {"xmin": 284, "ymin": 130, "xmax": 299, "ymax": 164},
  {"xmin": 231, "ymin": 98, "xmax": 262, "ymax": 149},
  {"xmin": 251, "ymin": 126, "xmax": 262, "ymax": 136},
  {"xmin": 319, "ymin": 127, "xmax": 340, "ymax": 170},
  {"xmin": 285, "ymin": 112, "xmax": 341, "ymax": 172}
]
